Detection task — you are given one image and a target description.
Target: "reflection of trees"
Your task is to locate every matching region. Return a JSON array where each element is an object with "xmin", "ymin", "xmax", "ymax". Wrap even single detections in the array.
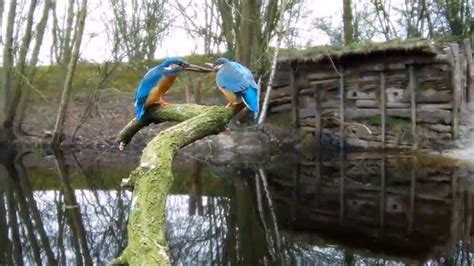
[
  {"xmin": 167, "ymin": 163, "xmax": 281, "ymax": 265},
  {"xmin": 0, "ymin": 147, "xmax": 131, "ymax": 265}
]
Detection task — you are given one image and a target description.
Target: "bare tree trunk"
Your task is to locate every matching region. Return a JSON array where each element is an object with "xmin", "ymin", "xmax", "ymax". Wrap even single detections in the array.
[
  {"xmin": 343, "ymin": 0, "xmax": 353, "ymax": 45},
  {"xmin": 50, "ymin": 0, "xmax": 60, "ymax": 64},
  {"xmin": 235, "ymin": 0, "xmax": 257, "ymax": 66},
  {"xmin": 0, "ymin": 0, "xmax": 17, "ymax": 140},
  {"xmin": 0, "ymin": 1, "xmax": 5, "ymax": 46},
  {"xmin": 8, "ymin": 0, "xmax": 37, "ymax": 136},
  {"xmin": 14, "ymin": 0, "xmax": 52, "ymax": 135},
  {"xmin": 62, "ymin": 0, "xmax": 75, "ymax": 64},
  {"xmin": 52, "ymin": 0, "xmax": 88, "ymax": 146}
]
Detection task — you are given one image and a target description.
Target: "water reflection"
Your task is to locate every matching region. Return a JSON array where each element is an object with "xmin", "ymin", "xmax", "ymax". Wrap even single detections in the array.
[
  {"xmin": 168, "ymin": 152, "xmax": 474, "ymax": 265},
  {"xmin": 0, "ymin": 147, "xmax": 131, "ymax": 265},
  {"xmin": 1, "ymin": 146, "xmax": 474, "ymax": 265}
]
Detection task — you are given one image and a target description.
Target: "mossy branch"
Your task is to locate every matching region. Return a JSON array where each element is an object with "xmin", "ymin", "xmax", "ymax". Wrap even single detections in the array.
[
  {"xmin": 113, "ymin": 103, "xmax": 241, "ymax": 265},
  {"xmin": 116, "ymin": 104, "xmax": 226, "ymax": 146}
]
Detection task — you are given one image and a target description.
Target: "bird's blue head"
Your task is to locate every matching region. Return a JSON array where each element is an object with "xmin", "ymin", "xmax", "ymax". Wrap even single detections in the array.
[
  {"xmin": 159, "ymin": 57, "xmax": 212, "ymax": 73},
  {"xmin": 206, "ymin": 58, "xmax": 230, "ymax": 72}
]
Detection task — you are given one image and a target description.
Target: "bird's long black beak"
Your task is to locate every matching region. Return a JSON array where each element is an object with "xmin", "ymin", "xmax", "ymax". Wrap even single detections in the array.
[
  {"xmin": 205, "ymin": 62, "xmax": 218, "ymax": 72},
  {"xmin": 183, "ymin": 63, "xmax": 213, "ymax": 73}
]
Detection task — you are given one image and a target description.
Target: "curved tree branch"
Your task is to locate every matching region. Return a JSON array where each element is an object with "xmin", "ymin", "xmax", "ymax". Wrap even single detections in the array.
[{"xmin": 113, "ymin": 103, "xmax": 242, "ymax": 265}]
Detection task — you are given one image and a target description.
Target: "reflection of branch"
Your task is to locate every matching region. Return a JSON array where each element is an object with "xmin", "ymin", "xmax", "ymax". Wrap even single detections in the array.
[
  {"xmin": 14, "ymin": 154, "xmax": 57, "ymax": 265},
  {"xmin": 53, "ymin": 149, "xmax": 93, "ymax": 265},
  {"xmin": 5, "ymin": 179, "xmax": 22, "ymax": 265},
  {"xmin": 255, "ymin": 172, "xmax": 276, "ymax": 260},
  {"xmin": 258, "ymin": 168, "xmax": 282, "ymax": 251},
  {"xmin": 13, "ymin": 169, "xmax": 42, "ymax": 265},
  {"xmin": 55, "ymin": 191, "xmax": 67, "ymax": 265}
]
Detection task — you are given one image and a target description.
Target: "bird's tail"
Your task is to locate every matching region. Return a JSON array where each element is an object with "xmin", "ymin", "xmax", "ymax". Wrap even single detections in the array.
[
  {"xmin": 242, "ymin": 87, "xmax": 259, "ymax": 119},
  {"xmin": 135, "ymin": 101, "xmax": 145, "ymax": 121}
]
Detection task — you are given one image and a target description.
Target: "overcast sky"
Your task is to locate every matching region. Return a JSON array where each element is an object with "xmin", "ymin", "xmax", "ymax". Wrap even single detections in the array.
[{"xmin": 33, "ymin": 0, "xmax": 345, "ymax": 64}]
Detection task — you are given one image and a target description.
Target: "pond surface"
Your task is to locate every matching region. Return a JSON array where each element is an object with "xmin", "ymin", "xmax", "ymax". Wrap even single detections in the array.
[{"xmin": 0, "ymin": 147, "xmax": 473, "ymax": 265}]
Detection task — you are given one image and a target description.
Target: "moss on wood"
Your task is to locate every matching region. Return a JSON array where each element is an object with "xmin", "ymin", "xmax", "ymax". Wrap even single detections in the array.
[
  {"xmin": 279, "ymin": 38, "xmax": 441, "ymax": 64},
  {"xmin": 113, "ymin": 104, "xmax": 239, "ymax": 265}
]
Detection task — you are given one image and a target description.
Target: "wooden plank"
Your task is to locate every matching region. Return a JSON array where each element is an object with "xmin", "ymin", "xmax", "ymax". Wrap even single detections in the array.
[
  {"xmin": 309, "ymin": 78, "xmax": 339, "ymax": 85},
  {"xmin": 460, "ymin": 53, "xmax": 467, "ymax": 109},
  {"xmin": 380, "ymin": 158, "xmax": 386, "ymax": 228},
  {"xmin": 318, "ymin": 107, "xmax": 452, "ymax": 124},
  {"xmin": 409, "ymin": 65, "xmax": 417, "ymax": 148},
  {"xmin": 314, "ymin": 85, "xmax": 322, "ymax": 150},
  {"xmin": 449, "ymin": 43, "xmax": 461, "ymax": 139},
  {"xmin": 400, "ymin": 89, "xmax": 452, "ymax": 103},
  {"xmin": 418, "ymin": 103, "xmax": 453, "ymax": 109},
  {"xmin": 339, "ymin": 149, "xmax": 345, "ymax": 224},
  {"xmin": 307, "ymin": 72, "xmax": 339, "ymax": 80},
  {"xmin": 356, "ymin": 100, "xmax": 452, "ymax": 109},
  {"xmin": 464, "ymin": 38, "xmax": 474, "ymax": 108},
  {"xmin": 380, "ymin": 72, "xmax": 386, "ymax": 149},
  {"xmin": 339, "ymin": 67, "xmax": 345, "ymax": 151},
  {"xmin": 289, "ymin": 65, "xmax": 299, "ymax": 128},
  {"xmin": 409, "ymin": 163, "xmax": 416, "ymax": 232},
  {"xmin": 344, "ymin": 63, "xmax": 406, "ymax": 74},
  {"xmin": 357, "ymin": 100, "xmax": 408, "ymax": 108}
]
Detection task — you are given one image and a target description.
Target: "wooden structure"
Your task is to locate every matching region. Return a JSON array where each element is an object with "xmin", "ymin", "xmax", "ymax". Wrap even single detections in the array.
[{"xmin": 268, "ymin": 37, "xmax": 474, "ymax": 150}]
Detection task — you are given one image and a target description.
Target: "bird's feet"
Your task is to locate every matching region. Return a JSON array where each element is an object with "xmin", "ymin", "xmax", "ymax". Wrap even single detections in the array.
[
  {"xmin": 158, "ymin": 99, "xmax": 169, "ymax": 106},
  {"xmin": 225, "ymin": 102, "xmax": 240, "ymax": 108}
]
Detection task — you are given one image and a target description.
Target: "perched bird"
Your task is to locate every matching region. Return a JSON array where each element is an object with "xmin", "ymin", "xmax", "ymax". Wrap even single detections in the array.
[
  {"xmin": 134, "ymin": 57, "xmax": 210, "ymax": 121},
  {"xmin": 207, "ymin": 58, "xmax": 259, "ymax": 119}
]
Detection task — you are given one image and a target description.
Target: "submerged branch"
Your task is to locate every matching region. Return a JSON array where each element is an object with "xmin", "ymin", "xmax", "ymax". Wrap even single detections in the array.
[{"xmin": 113, "ymin": 103, "xmax": 241, "ymax": 265}]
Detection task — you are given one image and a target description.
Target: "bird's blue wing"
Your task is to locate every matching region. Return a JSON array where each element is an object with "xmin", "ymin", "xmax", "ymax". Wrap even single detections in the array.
[
  {"xmin": 134, "ymin": 66, "xmax": 163, "ymax": 120},
  {"xmin": 216, "ymin": 62, "xmax": 258, "ymax": 93},
  {"xmin": 241, "ymin": 87, "xmax": 259, "ymax": 119}
]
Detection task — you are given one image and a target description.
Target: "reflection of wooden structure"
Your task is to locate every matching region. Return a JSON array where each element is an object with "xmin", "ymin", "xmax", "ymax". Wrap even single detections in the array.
[
  {"xmin": 269, "ymin": 37, "xmax": 474, "ymax": 149},
  {"xmin": 267, "ymin": 152, "xmax": 472, "ymax": 263}
]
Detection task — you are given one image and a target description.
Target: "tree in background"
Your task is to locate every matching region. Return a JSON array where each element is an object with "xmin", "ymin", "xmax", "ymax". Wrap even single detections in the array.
[
  {"xmin": 214, "ymin": 0, "xmax": 304, "ymax": 71},
  {"xmin": 435, "ymin": 0, "xmax": 473, "ymax": 36},
  {"xmin": 343, "ymin": 0, "xmax": 353, "ymax": 45},
  {"xmin": 14, "ymin": 0, "xmax": 53, "ymax": 135},
  {"xmin": 110, "ymin": 0, "xmax": 168, "ymax": 62},
  {"xmin": 50, "ymin": 0, "xmax": 76, "ymax": 65},
  {"xmin": 174, "ymin": 0, "xmax": 224, "ymax": 54},
  {"xmin": 52, "ymin": 0, "xmax": 88, "ymax": 146},
  {"xmin": 0, "ymin": 0, "xmax": 55, "ymax": 138},
  {"xmin": 0, "ymin": 0, "xmax": 17, "ymax": 140}
]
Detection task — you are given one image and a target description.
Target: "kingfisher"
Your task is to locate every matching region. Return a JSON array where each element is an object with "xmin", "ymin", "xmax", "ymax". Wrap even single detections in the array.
[
  {"xmin": 207, "ymin": 58, "xmax": 259, "ymax": 119},
  {"xmin": 134, "ymin": 57, "xmax": 211, "ymax": 121}
]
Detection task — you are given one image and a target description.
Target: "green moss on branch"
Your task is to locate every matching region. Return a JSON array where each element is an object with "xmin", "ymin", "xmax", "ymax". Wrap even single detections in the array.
[
  {"xmin": 116, "ymin": 104, "xmax": 224, "ymax": 146},
  {"xmin": 113, "ymin": 104, "xmax": 239, "ymax": 265}
]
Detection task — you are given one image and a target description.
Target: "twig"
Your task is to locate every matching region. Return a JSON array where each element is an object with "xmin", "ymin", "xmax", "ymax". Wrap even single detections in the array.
[
  {"xmin": 14, "ymin": 68, "xmax": 48, "ymax": 101},
  {"xmin": 258, "ymin": 0, "xmax": 288, "ymax": 125},
  {"xmin": 326, "ymin": 50, "xmax": 342, "ymax": 77}
]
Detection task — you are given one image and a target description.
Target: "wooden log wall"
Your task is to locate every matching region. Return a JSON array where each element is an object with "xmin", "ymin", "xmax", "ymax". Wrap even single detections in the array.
[{"xmin": 269, "ymin": 37, "xmax": 474, "ymax": 150}]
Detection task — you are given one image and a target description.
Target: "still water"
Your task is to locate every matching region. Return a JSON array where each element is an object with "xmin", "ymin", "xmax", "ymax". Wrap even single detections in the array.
[{"xmin": 0, "ymin": 147, "xmax": 473, "ymax": 265}]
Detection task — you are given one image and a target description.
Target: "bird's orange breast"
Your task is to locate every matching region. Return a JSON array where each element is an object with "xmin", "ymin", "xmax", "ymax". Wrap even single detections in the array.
[
  {"xmin": 218, "ymin": 87, "xmax": 239, "ymax": 105},
  {"xmin": 145, "ymin": 74, "xmax": 177, "ymax": 107}
]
